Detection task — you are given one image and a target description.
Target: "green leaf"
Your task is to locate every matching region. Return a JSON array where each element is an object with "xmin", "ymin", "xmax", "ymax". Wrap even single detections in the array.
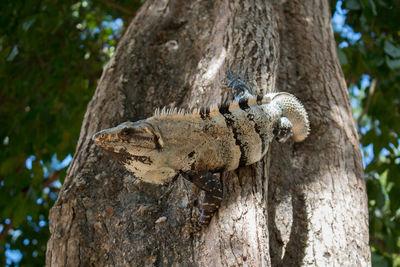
[
  {"xmin": 337, "ymin": 49, "xmax": 348, "ymax": 65},
  {"xmin": 384, "ymin": 41, "xmax": 400, "ymax": 58},
  {"xmin": 0, "ymin": 156, "xmax": 23, "ymax": 175},
  {"xmin": 13, "ymin": 196, "xmax": 28, "ymax": 225},
  {"xmin": 385, "ymin": 56, "xmax": 400, "ymax": 70},
  {"xmin": 22, "ymin": 17, "xmax": 35, "ymax": 31},
  {"xmin": 345, "ymin": 0, "xmax": 361, "ymax": 10},
  {"xmin": 6, "ymin": 45, "xmax": 18, "ymax": 61},
  {"xmin": 371, "ymin": 251, "xmax": 390, "ymax": 267},
  {"xmin": 368, "ymin": 0, "xmax": 377, "ymax": 15}
]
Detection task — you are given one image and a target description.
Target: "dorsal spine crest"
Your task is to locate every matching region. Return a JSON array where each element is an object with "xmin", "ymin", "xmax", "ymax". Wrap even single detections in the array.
[
  {"xmin": 152, "ymin": 94, "xmax": 273, "ymax": 119},
  {"xmin": 93, "ymin": 72, "xmax": 310, "ymax": 232}
]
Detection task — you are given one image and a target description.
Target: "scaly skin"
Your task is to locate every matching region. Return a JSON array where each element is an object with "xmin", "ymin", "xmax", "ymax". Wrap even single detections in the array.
[{"xmin": 93, "ymin": 73, "xmax": 309, "ymax": 231}]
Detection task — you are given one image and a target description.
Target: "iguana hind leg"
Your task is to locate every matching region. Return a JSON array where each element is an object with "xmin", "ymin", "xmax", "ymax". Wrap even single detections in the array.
[
  {"xmin": 226, "ymin": 70, "xmax": 254, "ymax": 100},
  {"xmin": 182, "ymin": 171, "xmax": 223, "ymax": 232}
]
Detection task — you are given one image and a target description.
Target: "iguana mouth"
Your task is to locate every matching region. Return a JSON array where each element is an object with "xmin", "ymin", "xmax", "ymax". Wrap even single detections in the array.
[{"xmin": 92, "ymin": 121, "xmax": 163, "ymax": 150}]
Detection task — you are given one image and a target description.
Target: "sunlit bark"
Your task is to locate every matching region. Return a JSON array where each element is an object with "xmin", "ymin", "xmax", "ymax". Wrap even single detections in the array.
[{"xmin": 47, "ymin": 0, "xmax": 370, "ymax": 266}]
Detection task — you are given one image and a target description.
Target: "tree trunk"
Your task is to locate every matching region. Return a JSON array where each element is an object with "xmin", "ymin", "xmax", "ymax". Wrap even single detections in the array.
[{"xmin": 46, "ymin": 0, "xmax": 371, "ymax": 266}]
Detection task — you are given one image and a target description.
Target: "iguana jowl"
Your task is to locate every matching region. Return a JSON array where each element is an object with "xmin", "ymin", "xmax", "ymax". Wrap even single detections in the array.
[{"xmin": 93, "ymin": 73, "xmax": 309, "ymax": 230}]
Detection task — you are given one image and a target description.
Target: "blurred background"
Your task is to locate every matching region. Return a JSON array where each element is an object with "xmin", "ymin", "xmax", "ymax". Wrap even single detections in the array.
[{"xmin": 0, "ymin": 0, "xmax": 398, "ymax": 266}]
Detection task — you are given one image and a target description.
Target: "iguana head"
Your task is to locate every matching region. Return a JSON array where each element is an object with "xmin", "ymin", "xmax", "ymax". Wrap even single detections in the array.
[{"xmin": 92, "ymin": 120, "xmax": 176, "ymax": 184}]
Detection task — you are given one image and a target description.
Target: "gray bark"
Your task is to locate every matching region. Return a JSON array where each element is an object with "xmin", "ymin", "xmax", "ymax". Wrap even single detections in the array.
[{"xmin": 46, "ymin": 0, "xmax": 371, "ymax": 266}]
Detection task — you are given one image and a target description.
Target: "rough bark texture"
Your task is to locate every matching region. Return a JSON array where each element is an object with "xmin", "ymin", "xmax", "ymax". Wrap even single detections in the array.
[{"xmin": 46, "ymin": 0, "xmax": 371, "ymax": 266}]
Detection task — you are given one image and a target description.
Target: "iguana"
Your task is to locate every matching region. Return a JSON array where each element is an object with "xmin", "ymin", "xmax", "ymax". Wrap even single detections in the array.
[{"xmin": 93, "ymin": 72, "xmax": 309, "ymax": 231}]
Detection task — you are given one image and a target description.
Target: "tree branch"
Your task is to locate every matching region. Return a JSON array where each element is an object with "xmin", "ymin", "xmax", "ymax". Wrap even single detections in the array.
[
  {"xmin": 0, "ymin": 219, "xmax": 13, "ymax": 241},
  {"xmin": 97, "ymin": 0, "xmax": 136, "ymax": 16},
  {"xmin": 41, "ymin": 170, "xmax": 62, "ymax": 189},
  {"xmin": 357, "ymin": 78, "xmax": 377, "ymax": 135}
]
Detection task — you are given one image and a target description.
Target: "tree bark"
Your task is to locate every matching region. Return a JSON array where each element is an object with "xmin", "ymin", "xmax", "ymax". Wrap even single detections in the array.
[{"xmin": 46, "ymin": 0, "xmax": 371, "ymax": 266}]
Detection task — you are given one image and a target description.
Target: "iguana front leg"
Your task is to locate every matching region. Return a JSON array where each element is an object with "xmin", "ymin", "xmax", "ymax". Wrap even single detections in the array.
[
  {"xmin": 273, "ymin": 117, "xmax": 293, "ymax": 143},
  {"xmin": 181, "ymin": 171, "xmax": 223, "ymax": 231}
]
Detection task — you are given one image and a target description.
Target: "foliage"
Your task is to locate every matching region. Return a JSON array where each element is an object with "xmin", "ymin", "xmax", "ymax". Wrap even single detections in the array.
[
  {"xmin": 332, "ymin": 0, "xmax": 400, "ymax": 265},
  {"xmin": 0, "ymin": 0, "xmax": 142, "ymax": 265}
]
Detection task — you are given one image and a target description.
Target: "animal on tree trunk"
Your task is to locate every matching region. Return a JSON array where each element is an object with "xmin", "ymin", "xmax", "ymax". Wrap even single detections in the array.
[{"xmin": 93, "ymin": 72, "xmax": 310, "ymax": 231}]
